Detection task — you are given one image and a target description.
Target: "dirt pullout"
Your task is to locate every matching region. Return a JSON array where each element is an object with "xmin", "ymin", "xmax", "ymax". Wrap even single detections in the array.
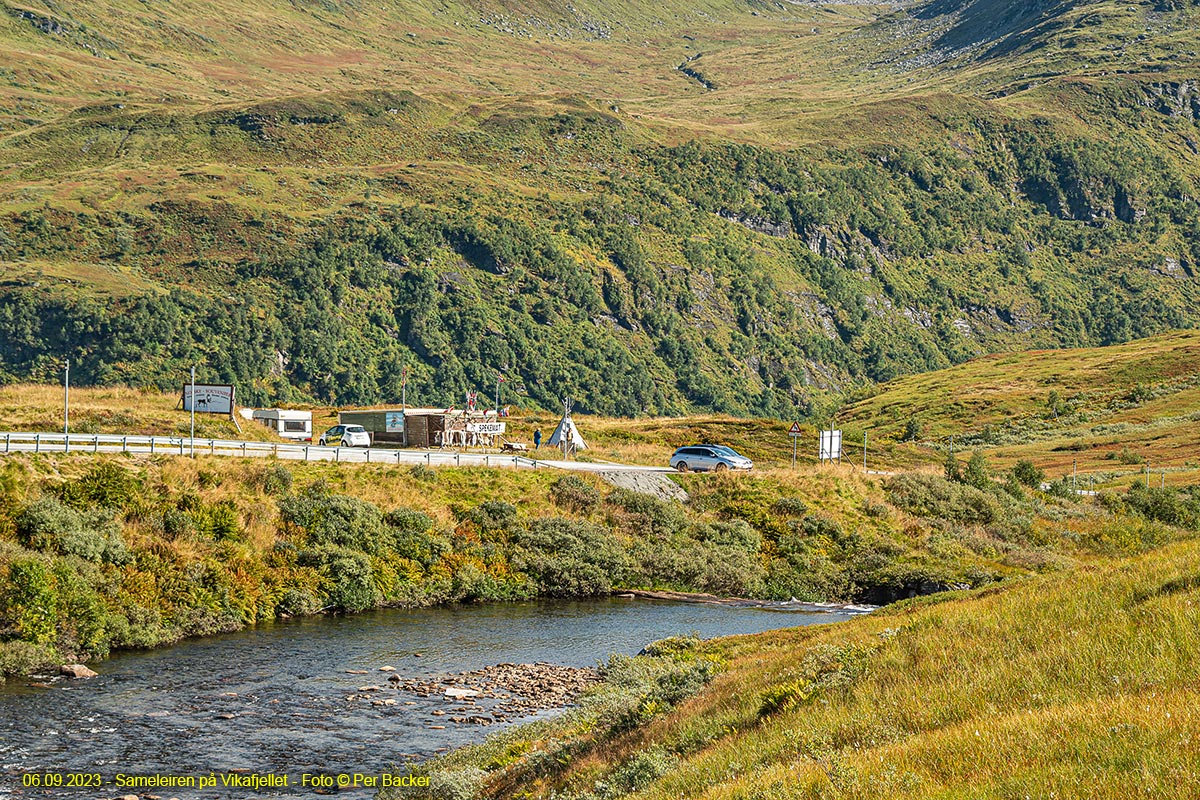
[{"xmin": 598, "ymin": 470, "xmax": 689, "ymax": 502}]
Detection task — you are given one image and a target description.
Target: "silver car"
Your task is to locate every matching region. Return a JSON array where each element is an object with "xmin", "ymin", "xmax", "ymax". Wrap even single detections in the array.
[
  {"xmin": 670, "ymin": 445, "xmax": 753, "ymax": 473},
  {"xmin": 319, "ymin": 424, "xmax": 372, "ymax": 447}
]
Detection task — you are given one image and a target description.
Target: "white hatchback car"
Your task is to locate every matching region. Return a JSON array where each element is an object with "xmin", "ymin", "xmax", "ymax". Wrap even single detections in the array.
[{"xmin": 319, "ymin": 424, "xmax": 371, "ymax": 447}]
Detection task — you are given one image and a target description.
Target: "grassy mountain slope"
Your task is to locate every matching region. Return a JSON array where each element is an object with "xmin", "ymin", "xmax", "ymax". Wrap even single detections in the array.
[
  {"xmin": 2, "ymin": 0, "xmax": 1200, "ymax": 417},
  {"xmin": 842, "ymin": 329, "xmax": 1200, "ymax": 485}
]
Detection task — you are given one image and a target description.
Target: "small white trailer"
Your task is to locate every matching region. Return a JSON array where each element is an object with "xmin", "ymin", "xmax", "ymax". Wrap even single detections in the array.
[{"xmin": 251, "ymin": 409, "xmax": 313, "ymax": 441}]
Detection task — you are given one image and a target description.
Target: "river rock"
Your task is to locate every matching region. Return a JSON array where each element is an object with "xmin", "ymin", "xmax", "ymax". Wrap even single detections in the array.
[
  {"xmin": 444, "ymin": 687, "xmax": 480, "ymax": 699},
  {"xmin": 60, "ymin": 664, "xmax": 98, "ymax": 679},
  {"xmin": 379, "ymin": 666, "xmax": 395, "ymax": 672}
]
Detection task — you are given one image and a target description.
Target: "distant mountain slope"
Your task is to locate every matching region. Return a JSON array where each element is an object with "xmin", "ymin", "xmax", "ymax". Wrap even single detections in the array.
[{"xmin": 1, "ymin": 0, "xmax": 1199, "ymax": 415}]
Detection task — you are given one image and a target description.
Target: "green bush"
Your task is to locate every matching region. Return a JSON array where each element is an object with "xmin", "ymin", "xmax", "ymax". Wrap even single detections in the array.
[
  {"xmin": 1, "ymin": 559, "xmax": 57, "ymax": 645},
  {"xmin": 771, "ymin": 496, "xmax": 809, "ymax": 517},
  {"xmin": 606, "ymin": 489, "xmax": 686, "ymax": 539},
  {"xmin": 326, "ymin": 550, "xmax": 378, "ymax": 612},
  {"xmin": 260, "ymin": 464, "xmax": 294, "ymax": 496},
  {"xmin": 549, "ymin": 474, "xmax": 601, "ymax": 514},
  {"xmin": 460, "ymin": 501, "xmax": 519, "ymax": 540},
  {"xmin": 277, "ymin": 588, "xmax": 322, "ymax": 616},
  {"xmin": 0, "ymin": 640, "xmax": 55, "ymax": 677},
  {"xmin": 513, "ymin": 517, "xmax": 629, "ymax": 596},
  {"xmin": 190, "ymin": 500, "xmax": 242, "ymax": 541},
  {"xmin": 16, "ymin": 497, "xmax": 130, "ymax": 564},
  {"xmin": 280, "ymin": 485, "xmax": 390, "ymax": 553},
  {"xmin": 1124, "ymin": 484, "xmax": 1200, "ymax": 529},
  {"xmin": 886, "ymin": 473, "xmax": 1000, "ymax": 526},
  {"xmin": 161, "ymin": 507, "xmax": 193, "ymax": 540},
  {"xmin": 1013, "ymin": 459, "xmax": 1045, "ymax": 488},
  {"xmin": 54, "ymin": 462, "xmax": 138, "ymax": 510},
  {"xmin": 962, "ymin": 451, "xmax": 990, "ymax": 490}
]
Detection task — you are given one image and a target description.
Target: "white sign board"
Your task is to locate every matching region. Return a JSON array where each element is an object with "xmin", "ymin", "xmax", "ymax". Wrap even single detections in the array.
[
  {"xmin": 182, "ymin": 384, "xmax": 235, "ymax": 415},
  {"xmin": 467, "ymin": 421, "xmax": 506, "ymax": 435},
  {"xmin": 385, "ymin": 411, "xmax": 405, "ymax": 433},
  {"xmin": 819, "ymin": 429, "xmax": 842, "ymax": 460}
]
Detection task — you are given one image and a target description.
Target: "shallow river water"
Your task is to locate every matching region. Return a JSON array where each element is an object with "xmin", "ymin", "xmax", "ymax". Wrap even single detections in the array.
[{"xmin": 0, "ymin": 598, "xmax": 860, "ymax": 798}]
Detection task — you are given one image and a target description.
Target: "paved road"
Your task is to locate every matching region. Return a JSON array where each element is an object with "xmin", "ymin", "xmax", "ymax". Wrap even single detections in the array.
[{"xmin": 0, "ymin": 431, "xmax": 676, "ymax": 474}]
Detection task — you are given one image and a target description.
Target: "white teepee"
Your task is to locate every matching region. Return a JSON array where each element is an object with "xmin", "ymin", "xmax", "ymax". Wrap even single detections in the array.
[{"xmin": 547, "ymin": 399, "xmax": 587, "ymax": 450}]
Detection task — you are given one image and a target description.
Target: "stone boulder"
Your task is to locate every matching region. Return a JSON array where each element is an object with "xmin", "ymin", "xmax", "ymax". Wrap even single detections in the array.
[{"xmin": 60, "ymin": 664, "xmax": 98, "ymax": 679}]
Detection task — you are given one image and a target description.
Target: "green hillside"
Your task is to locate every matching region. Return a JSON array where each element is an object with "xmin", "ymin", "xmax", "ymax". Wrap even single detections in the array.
[
  {"xmin": 2, "ymin": 0, "xmax": 1200, "ymax": 416},
  {"xmin": 841, "ymin": 329, "xmax": 1200, "ymax": 486}
]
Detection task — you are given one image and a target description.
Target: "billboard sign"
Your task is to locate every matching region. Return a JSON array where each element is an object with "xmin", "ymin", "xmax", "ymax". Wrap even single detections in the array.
[
  {"xmin": 819, "ymin": 429, "xmax": 842, "ymax": 460},
  {"xmin": 467, "ymin": 421, "xmax": 506, "ymax": 435},
  {"xmin": 385, "ymin": 411, "xmax": 405, "ymax": 433},
  {"xmin": 182, "ymin": 384, "xmax": 235, "ymax": 415}
]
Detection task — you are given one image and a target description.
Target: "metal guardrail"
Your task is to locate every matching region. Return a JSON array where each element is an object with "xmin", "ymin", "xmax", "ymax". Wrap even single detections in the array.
[{"xmin": 0, "ymin": 432, "xmax": 544, "ymax": 469}]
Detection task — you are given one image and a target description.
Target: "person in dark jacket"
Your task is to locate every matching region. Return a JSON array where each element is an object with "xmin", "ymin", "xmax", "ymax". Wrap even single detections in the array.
[{"xmin": 533, "ymin": 428, "xmax": 543, "ymax": 450}]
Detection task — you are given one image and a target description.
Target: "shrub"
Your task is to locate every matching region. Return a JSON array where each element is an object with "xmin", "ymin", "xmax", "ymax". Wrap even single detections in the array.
[
  {"xmin": 1115, "ymin": 446, "xmax": 1144, "ymax": 465},
  {"xmin": 962, "ymin": 451, "xmax": 990, "ymax": 490},
  {"xmin": 900, "ymin": 418, "xmax": 923, "ymax": 442},
  {"xmin": 54, "ymin": 461, "xmax": 138, "ymax": 510},
  {"xmin": 772, "ymin": 496, "xmax": 809, "ymax": 517},
  {"xmin": 190, "ymin": 500, "xmax": 242, "ymax": 541},
  {"xmin": 1013, "ymin": 459, "xmax": 1045, "ymax": 488},
  {"xmin": 606, "ymin": 489, "xmax": 685, "ymax": 539},
  {"xmin": 0, "ymin": 640, "xmax": 54, "ymax": 677},
  {"xmin": 1124, "ymin": 484, "xmax": 1199, "ymax": 529},
  {"xmin": 1, "ymin": 559, "xmax": 57, "ymax": 645},
  {"xmin": 760, "ymin": 680, "xmax": 813, "ymax": 716},
  {"xmin": 385, "ymin": 507, "xmax": 434, "ymax": 535},
  {"xmin": 16, "ymin": 497, "xmax": 130, "ymax": 564},
  {"xmin": 326, "ymin": 550, "xmax": 377, "ymax": 612},
  {"xmin": 460, "ymin": 501, "xmax": 519, "ymax": 539},
  {"xmin": 512, "ymin": 517, "xmax": 629, "ymax": 596},
  {"xmin": 280, "ymin": 486, "xmax": 390, "ymax": 553},
  {"xmin": 943, "ymin": 450, "xmax": 961, "ymax": 482},
  {"xmin": 277, "ymin": 588, "xmax": 322, "ymax": 616},
  {"xmin": 260, "ymin": 464, "xmax": 293, "ymax": 496},
  {"xmin": 161, "ymin": 507, "xmax": 193, "ymax": 540},
  {"xmin": 408, "ymin": 463, "xmax": 438, "ymax": 483},
  {"xmin": 862, "ymin": 499, "xmax": 890, "ymax": 519},
  {"xmin": 549, "ymin": 474, "xmax": 601, "ymax": 514},
  {"xmin": 886, "ymin": 473, "xmax": 1000, "ymax": 525}
]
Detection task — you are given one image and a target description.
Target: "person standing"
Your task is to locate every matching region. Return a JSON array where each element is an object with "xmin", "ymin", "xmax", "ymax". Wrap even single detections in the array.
[{"xmin": 533, "ymin": 427, "xmax": 542, "ymax": 450}]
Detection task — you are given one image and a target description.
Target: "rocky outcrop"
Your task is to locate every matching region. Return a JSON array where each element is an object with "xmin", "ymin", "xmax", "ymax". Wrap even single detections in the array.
[{"xmin": 597, "ymin": 471, "xmax": 689, "ymax": 502}]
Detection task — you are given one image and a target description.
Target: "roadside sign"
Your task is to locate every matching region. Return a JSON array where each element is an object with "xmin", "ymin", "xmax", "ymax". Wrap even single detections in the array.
[
  {"xmin": 819, "ymin": 430, "xmax": 843, "ymax": 461},
  {"xmin": 788, "ymin": 421, "xmax": 802, "ymax": 436},
  {"xmin": 182, "ymin": 383, "xmax": 235, "ymax": 415},
  {"xmin": 467, "ymin": 421, "xmax": 506, "ymax": 435}
]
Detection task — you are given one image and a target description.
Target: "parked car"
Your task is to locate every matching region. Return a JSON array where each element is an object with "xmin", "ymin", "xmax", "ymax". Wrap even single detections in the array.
[
  {"xmin": 319, "ymin": 424, "xmax": 371, "ymax": 447},
  {"xmin": 670, "ymin": 445, "xmax": 753, "ymax": 473}
]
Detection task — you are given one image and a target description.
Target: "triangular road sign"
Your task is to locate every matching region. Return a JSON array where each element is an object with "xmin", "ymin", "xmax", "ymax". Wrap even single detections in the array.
[{"xmin": 788, "ymin": 421, "xmax": 802, "ymax": 436}]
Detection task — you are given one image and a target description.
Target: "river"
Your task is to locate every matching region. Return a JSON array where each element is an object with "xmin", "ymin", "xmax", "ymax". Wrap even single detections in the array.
[{"xmin": 0, "ymin": 597, "xmax": 861, "ymax": 798}]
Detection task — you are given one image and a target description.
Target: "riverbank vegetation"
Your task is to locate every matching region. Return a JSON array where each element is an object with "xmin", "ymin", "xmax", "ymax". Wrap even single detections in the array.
[
  {"xmin": 404, "ymin": 536, "xmax": 1200, "ymax": 799},
  {"xmin": 1, "ymin": 444, "xmax": 1196, "ymax": 678}
]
